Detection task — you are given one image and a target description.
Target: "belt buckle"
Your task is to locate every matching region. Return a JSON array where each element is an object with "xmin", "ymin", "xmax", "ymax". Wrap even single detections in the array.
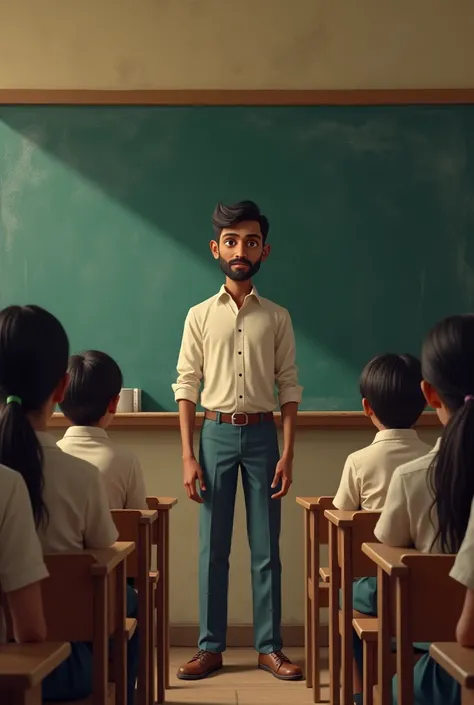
[{"xmin": 231, "ymin": 412, "xmax": 248, "ymax": 427}]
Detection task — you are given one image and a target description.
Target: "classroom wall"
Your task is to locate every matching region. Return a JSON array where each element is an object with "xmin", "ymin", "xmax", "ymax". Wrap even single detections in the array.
[
  {"xmin": 2, "ymin": 0, "xmax": 474, "ymax": 90},
  {"xmin": 6, "ymin": 0, "xmax": 465, "ymax": 630}
]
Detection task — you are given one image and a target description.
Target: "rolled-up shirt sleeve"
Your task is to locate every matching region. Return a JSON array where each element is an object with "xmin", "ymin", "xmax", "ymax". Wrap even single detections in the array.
[
  {"xmin": 172, "ymin": 309, "xmax": 203, "ymax": 405},
  {"xmin": 275, "ymin": 309, "xmax": 303, "ymax": 407}
]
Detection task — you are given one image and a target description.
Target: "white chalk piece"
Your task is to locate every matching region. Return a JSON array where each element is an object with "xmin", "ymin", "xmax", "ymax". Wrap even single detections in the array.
[{"xmin": 117, "ymin": 388, "xmax": 134, "ymax": 413}]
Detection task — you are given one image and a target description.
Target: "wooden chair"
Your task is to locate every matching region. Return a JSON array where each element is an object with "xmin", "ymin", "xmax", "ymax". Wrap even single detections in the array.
[
  {"xmin": 146, "ymin": 496, "xmax": 177, "ymax": 694},
  {"xmin": 0, "ymin": 642, "xmax": 71, "ymax": 705},
  {"xmin": 431, "ymin": 642, "xmax": 474, "ymax": 704},
  {"xmin": 42, "ymin": 541, "xmax": 135, "ymax": 705},
  {"xmin": 296, "ymin": 496, "xmax": 334, "ymax": 702},
  {"xmin": 362, "ymin": 543, "xmax": 466, "ymax": 705},
  {"xmin": 111, "ymin": 509, "xmax": 158, "ymax": 705},
  {"xmin": 325, "ymin": 509, "xmax": 380, "ymax": 705}
]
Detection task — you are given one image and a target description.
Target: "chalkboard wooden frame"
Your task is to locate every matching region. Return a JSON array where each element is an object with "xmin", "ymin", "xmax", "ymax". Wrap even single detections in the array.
[
  {"xmin": 1, "ymin": 89, "xmax": 474, "ymax": 106},
  {"xmin": 48, "ymin": 411, "xmax": 439, "ymax": 430}
]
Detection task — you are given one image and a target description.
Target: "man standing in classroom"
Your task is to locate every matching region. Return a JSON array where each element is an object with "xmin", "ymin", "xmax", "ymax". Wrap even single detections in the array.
[{"xmin": 172, "ymin": 200, "xmax": 303, "ymax": 681}]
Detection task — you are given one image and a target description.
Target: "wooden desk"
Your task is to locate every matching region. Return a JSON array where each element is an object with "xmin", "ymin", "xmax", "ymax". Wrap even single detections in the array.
[
  {"xmin": 431, "ymin": 642, "xmax": 474, "ymax": 704},
  {"xmin": 0, "ymin": 642, "xmax": 71, "ymax": 705},
  {"xmin": 296, "ymin": 496, "xmax": 334, "ymax": 702},
  {"xmin": 147, "ymin": 496, "xmax": 178, "ymax": 692},
  {"xmin": 111, "ymin": 510, "xmax": 158, "ymax": 705}
]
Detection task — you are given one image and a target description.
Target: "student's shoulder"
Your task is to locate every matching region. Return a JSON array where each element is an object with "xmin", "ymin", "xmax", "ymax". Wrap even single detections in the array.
[
  {"xmin": 47, "ymin": 445, "xmax": 104, "ymax": 484},
  {"xmin": 108, "ymin": 441, "xmax": 141, "ymax": 469},
  {"xmin": 396, "ymin": 447, "xmax": 436, "ymax": 478},
  {"xmin": 345, "ymin": 443, "xmax": 374, "ymax": 471},
  {"xmin": 0, "ymin": 462, "xmax": 26, "ymax": 496}
]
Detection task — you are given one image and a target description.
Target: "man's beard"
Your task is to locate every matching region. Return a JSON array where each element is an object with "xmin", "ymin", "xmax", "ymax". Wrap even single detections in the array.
[{"xmin": 219, "ymin": 256, "xmax": 262, "ymax": 282}]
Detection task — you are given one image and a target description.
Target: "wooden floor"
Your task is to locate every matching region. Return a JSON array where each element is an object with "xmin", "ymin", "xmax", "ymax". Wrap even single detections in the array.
[{"xmin": 166, "ymin": 647, "xmax": 329, "ymax": 704}]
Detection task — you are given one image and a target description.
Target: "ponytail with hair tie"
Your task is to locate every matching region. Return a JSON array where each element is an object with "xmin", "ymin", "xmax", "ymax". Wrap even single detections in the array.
[{"xmin": 0, "ymin": 305, "xmax": 69, "ymax": 528}]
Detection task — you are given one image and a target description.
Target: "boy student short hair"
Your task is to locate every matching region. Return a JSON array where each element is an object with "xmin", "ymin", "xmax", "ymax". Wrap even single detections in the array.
[
  {"xmin": 212, "ymin": 200, "xmax": 270, "ymax": 242},
  {"xmin": 359, "ymin": 353, "xmax": 426, "ymax": 429},
  {"xmin": 60, "ymin": 350, "xmax": 123, "ymax": 426}
]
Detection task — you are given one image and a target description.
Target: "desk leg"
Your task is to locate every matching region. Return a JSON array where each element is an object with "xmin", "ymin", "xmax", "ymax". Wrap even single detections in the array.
[{"xmin": 305, "ymin": 509, "xmax": 313, "ymax": 690}]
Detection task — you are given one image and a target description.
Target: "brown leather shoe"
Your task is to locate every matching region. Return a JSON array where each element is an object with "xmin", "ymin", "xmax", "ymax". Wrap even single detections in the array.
[
  {"xmin": 177, "ymin": 650, "xmax": 223, "ymax": 680},
  {"xmin": 258, "ymin": 651, "xmax": 303, "ymax": 680}
]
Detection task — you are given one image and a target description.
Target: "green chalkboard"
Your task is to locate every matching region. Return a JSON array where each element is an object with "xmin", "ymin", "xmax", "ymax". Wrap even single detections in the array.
[{"xmin": 1, "ymin": 105, "xmax": 473, "ymax": 411}]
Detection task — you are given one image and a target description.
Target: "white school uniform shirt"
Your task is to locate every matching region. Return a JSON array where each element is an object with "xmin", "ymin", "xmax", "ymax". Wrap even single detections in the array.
[
  {"xmin": 58, "ymin": 427, "xmax": 147, "ymax": 510},
  {"xmin": 333, "ymin": 429, "xmax": 431, "ymax": 511},
  {"xmin": 36, "ymin": 431, "xmax": 118, "ymax": 553},
  {"xmin": 374, "ymin": 439, "xmax": 441, "ymax": 552},
  {"xmin": 0, "ymin": 464, "xmax": 49, "ymax": 642},
  {"xmin": 450, "ymin": 497, "xmax": 474, "ymax": 590}
]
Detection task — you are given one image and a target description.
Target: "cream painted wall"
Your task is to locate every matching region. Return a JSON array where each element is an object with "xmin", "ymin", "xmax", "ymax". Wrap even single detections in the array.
[
  {"xmin": 51, "ymin": 426, "xmax": 439, "ymax": 625},
  {"xmin": 2, "ymin": 0, "xmax": 474, "ymax": 90}
]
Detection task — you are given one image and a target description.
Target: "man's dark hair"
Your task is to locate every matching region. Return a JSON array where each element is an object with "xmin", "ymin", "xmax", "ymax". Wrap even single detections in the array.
[
  {"xmin": 212, "ymin": 200, "xmax": 270, "ymax": 242},
  {"xmin": 359, "ymin": 353, "xmax": 426, "ymax": 429},
  {"xmin": 60, "ymin": 350, "xmax": 123, "ymax": 426}
]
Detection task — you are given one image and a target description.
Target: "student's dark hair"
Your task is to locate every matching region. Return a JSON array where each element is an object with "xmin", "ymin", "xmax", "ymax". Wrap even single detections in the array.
[
  {"xmin": 59, "ymin": 350, "xmax": 123, "ymax": 426},
  {"xmin": 0, "ymin": 305, "xmax": 69, "ymax": 527},
  {"xmin": 424, "ymin": 314, "xmax": 474, "ymax": 553},
  {"xmin": 359, "ymin": 353, "xmax": 426, "ymax": 429},
  {"xmin": 212, "ymin": 200, "xmax": 270, "ymax": 242}
]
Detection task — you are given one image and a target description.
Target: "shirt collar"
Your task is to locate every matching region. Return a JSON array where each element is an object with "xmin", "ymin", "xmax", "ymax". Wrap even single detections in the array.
[
  {"xmin": 36, "ymin": 431, "xmax": 59, "ymax": 448},
  {"xmin": 372, "ymin": 429, "xmax": 419, "ymax": 444},
  {"xmin": 217, "ymin": 284, "xmax": 261, "ymax": 303},
  {"xmin": 63, "ymin": 426, "xmax": 109, "ymax": 439}
]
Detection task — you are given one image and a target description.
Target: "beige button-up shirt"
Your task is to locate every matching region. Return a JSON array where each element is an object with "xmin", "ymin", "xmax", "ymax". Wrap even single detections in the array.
[
  {"xmin": 172, "ymin": 286, "xmax": 303, "ymax": 414},
  {"xmin": 333, "ymin": 429, "xmax": 431, "ymax": 511}
]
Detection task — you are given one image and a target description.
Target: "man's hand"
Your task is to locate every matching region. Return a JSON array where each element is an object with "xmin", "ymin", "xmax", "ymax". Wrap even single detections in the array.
[
  {"xmin": 271, "ymin": 455, "xmax": 293, "ymax": 499},
  {"xmin": 183, "ymin": 456, "xmax": 206, "ymax": 503}
]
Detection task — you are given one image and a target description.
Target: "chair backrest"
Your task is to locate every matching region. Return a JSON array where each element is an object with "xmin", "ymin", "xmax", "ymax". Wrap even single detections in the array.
[
  {"xmin": 403, "ymin": 553, "xmax": 465, "ymax": 642},
  {"xmin": 111, "ymin": 510, "xmax": 142, "ymax": 577},
  {"xmin": 351, "ymin": 512, "xmax": 381, "ymax": 577},
  {"xmin": 316, "ymin": 497, "xmax": 335, "ymax": 545},
  {"xmin": 42, "ymin": 553, "xmax": 98, "ymax": 642},
  {"xmin": 146, "ymin": 497, "xmax": 160, "ymax": 545}
]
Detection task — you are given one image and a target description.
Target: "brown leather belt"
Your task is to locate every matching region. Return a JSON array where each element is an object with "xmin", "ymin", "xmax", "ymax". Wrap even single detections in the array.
[{"xmin": 204, "ymin": 410, "xmax": 274, "ymax": 426}]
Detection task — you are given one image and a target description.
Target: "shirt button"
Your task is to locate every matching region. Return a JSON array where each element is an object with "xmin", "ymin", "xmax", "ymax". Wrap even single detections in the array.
[
  {"xmin": 238, "ymin": 351, "xmax": 242, "ymax": 355},
  {"xmin": 239, "ymin": 373, "xmax": 242, "ymax": 377},
  {"xmin": 238, "ymin": 329, "xmax": 242, "ymax": 332},
  {"xmin": 239, "ymin": 395, "xmax": 243, "ymax": 399}
]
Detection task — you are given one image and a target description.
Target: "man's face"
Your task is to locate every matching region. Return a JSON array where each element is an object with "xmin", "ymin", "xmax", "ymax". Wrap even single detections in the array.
[{"xmin": 210, "ymin": 220, "xmax": 270, "ymax": 281}]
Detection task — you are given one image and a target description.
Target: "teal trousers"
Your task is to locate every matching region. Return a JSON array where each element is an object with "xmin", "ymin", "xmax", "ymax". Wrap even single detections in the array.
[{"xmin": 198, "ymin": 416, "xmax": 282, "ymax": 654}]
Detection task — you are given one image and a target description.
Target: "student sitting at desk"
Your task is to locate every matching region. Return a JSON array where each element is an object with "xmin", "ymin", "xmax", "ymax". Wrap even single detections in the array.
[
  {"xmin": 0, "ymin": 305, "xmax": 138, "ymax": 704},
  {"xmin": 365, "ymin": 313, "xmax": 474, "ymax": 705},
  {"xmin": 58, "ymin": 350, "xmax": 147, "ymax": 509},
  {"xmin": 334, "ymin": 353, "xmax": 429, "ymax": 512},
  {"xmin": 0, "ymin": 465, "xmax": 48, "ymax": 644},
  {"xmin": 334, "ymin": 353, "xmax": 430, "ymax": 618}
]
